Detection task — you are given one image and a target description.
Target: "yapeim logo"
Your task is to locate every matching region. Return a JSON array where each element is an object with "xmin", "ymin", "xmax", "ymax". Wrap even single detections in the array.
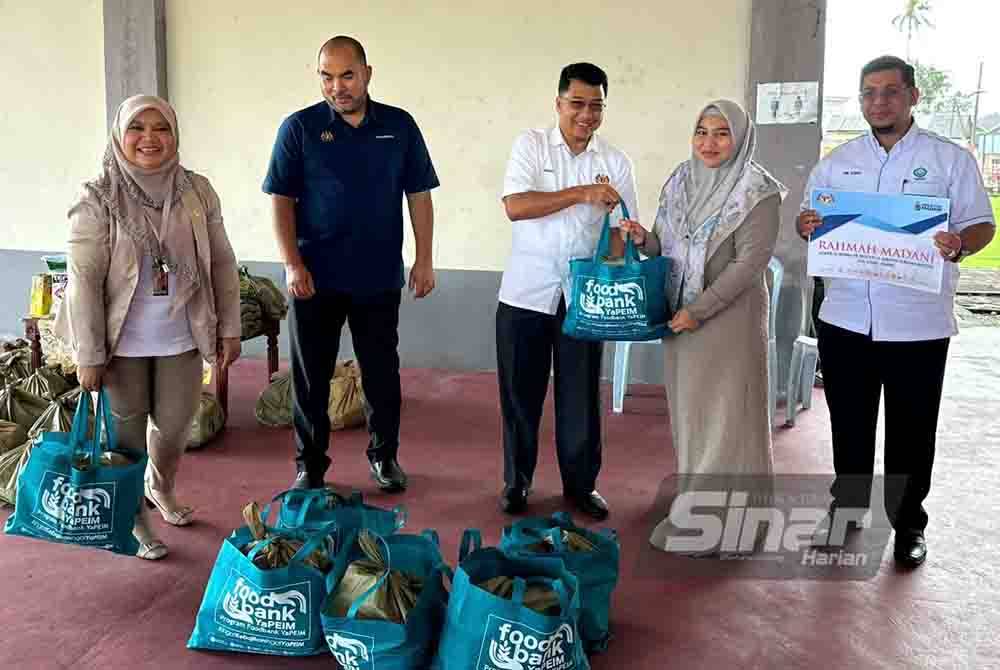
[
  {"xmin": 577, "ymin": 278, "xmax": 645, "ymax": 320},
  {"xmin": 219, "ymin": 575, "xmax": 310, "ymax": 639},
  {"xmin": 479, "ymin": 616, "xmax": 578, "ymax": 670},
  {"xmin": 35, "ymin": 471, "xmax": 116, "ymax": 536},
  {"xmin": 326, "ymin": 631, "xmax": 374, "ymax": 670}
]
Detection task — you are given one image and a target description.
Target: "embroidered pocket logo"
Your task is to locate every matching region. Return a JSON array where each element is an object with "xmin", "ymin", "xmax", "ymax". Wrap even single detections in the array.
[
  {"xmin": 913, "ymin": 167, "xmax": 928, "ymax": 179},
  {"xmin": 320, "ymin": 130, "xmax": 335, "ymax": 143}
]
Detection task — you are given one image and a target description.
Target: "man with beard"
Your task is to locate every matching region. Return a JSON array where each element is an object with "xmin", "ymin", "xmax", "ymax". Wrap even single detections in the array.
[
  {"xmin": 797, "ymin": 55, "xmax": 995, "ymax": 567},
  {"xmin": 263, "ymin": 36, "xmax": 439, "ymax": 493}
]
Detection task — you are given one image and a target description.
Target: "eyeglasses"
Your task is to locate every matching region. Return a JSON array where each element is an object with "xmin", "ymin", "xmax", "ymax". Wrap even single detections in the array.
[
  {"xmin": 559, "ymin": 97, "xmax": 607, "ymax": 114},
  {"xmin": 858, "ymin": 86, "xmax": 910, "ymax": 104}
]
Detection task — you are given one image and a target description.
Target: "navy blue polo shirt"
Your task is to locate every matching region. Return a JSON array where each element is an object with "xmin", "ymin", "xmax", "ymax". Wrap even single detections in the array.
[{"xmin": 262, "ymin": 99, "xmax": 439, "ymax": 294}]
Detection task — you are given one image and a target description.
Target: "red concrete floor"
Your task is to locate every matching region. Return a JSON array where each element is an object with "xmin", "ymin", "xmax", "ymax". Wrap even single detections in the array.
[{"xmin": 1, "ymin": 359, "xmax": 997, "ymax": 669}]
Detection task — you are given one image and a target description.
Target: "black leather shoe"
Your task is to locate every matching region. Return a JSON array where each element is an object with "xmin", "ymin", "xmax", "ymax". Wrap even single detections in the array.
[
  {"xmin": 567, "ymin": 490, "xmax": 609, "ymax": 521},
  {"xmin": 894, "ymin": 531, "xmax": 927, "ymax": 567},
  {"xmin": 370, "ymin": 458, "xmax": 408, "ymax": 492},
  {"xmin": 499, "ymin": 487, "xmax": 529, "ymax": 515},
  {"xmin": 292, "ymin": 471, "xmax": 325, "ymax": 490}
]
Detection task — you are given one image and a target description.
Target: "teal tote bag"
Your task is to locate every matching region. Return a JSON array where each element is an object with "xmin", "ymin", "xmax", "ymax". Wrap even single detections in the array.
[
  {"xmin": 562, "ymin": 202, "xmax": 671, "ymax": 342},
  {"xmin": 271, "ymin": 487, "xmax": 406, "ymax": 536},
  {"xmin": 321, "ymin": 529, "xmax": 450, "ymax": 670},
  {"xmin": 5, "ymin": 388, "xmax": 146, "ymax": 555},
  {"xmin": 187, "ymin": 526, "xmax": 335, "ymax": 656},
  {"xmin": 431, "ymin": 529, "xmax": 590, "ymax": 670},
  {"xmin": 499, "ymin": 512, "xmax": 620, "ymax": 653}
]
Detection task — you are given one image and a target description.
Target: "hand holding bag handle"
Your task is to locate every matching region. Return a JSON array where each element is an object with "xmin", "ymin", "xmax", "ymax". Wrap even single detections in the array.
[
  {"xmin": 592, "ymin": 201, "xmax": 637, "ymax": 266},
  {"xmin": 70, "ymin": 389, "xmax": 117, "ymax": 467}
]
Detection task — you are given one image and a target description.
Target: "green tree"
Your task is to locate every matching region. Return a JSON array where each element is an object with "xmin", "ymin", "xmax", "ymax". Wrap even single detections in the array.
[
  {"xmin": 892, "ymin": 0, "xmax": 934, "ymax": 60},
  {"xmin": 914, "ymin": 62, "xmax": 972, "ymax": 115}
]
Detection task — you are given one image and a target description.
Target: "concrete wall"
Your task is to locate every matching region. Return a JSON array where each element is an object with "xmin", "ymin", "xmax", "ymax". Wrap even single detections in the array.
[
  {"xmin": 2, "ymin": 0, "xmax": 798, "ymax": 384},
  {"xmin": 0, "ymin": 1, "xmax": 106, "ymax": 253},
  {"xmin": 165, "ymin": 0, "xmax": 752, "ymax": 270}
]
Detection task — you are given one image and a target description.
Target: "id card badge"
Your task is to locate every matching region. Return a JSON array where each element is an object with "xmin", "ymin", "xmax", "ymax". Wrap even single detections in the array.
[{"xmin": 152, "ymin": 257, "xmax": 169, "ymax": 296}]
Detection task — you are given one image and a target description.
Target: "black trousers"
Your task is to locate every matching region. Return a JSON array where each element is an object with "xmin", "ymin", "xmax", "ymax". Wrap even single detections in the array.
[
  {"xmin": 289, "ymin": 289, "xmax": 402, "ymax": 477},
  {"xmin": 496, "ymin": 299, "xmax": 603, "ymax": 496},
  {"xmin": 817, "ymin": 320, "xmax": 950, "ymax": 532}
]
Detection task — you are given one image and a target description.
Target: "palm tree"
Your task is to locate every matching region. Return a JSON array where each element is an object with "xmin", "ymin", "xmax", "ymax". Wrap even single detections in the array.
[{"xmin": 892, "ymin": 0, "xmax": 934, "ymax": 61}]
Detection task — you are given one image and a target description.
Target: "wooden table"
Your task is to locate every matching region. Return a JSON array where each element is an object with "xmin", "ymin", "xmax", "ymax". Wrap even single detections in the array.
[
  {"xmin": 215, "ymin": 317, "xmax": 281, "ymax": 418},
  {"xmin": 22, "ymin": 314, "xmax": 281, "ymax": 419},
  {"xmin": 21, "ymin": 316, "xmax": 45, "ymax": 371}
]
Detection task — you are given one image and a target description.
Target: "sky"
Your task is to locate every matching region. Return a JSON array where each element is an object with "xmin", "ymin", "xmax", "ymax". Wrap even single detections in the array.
[{"xmin": 824, "ymin": 0, "xmax": 999, "ymax": 123}]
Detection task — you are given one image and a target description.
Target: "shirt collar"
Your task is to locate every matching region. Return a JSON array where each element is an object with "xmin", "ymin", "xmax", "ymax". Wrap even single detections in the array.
[
  {"xmin": 327, "ymin": 97, "xmax": 379, "ymax": 128},
  {"xmin": 548, "ymin": 126, "xmax": 601, "ymax": 154}
]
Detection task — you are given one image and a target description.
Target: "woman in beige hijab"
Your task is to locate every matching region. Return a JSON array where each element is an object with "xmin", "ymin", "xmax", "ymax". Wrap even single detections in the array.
[
  {"xmin": 620, "ymin": 100, "xmax": 785, "ymax": 555},
  {"xmin": 57, "ymin": 95, "xmax": 241, "ymax": 559}
]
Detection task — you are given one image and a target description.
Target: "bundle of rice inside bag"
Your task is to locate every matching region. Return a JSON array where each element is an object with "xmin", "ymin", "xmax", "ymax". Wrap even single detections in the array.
[
  {"xmin": 0, "ymin": 440, "xmax": 32, "ymax": 506},
  {"xmin": 240, "ymin": 299, "xmax": 264, "ymax": 340},
  {"xmin": 525, "ymin": 529, "xmax": 598, "ymax": 554},
  {"xmin": 72, "ymin": 449, "xmax": 138, "ymax": 470},
  {"xmin": 38, "ymin": 318, "xmax": 78, "ymax": 377},
  {"xmin": 0, "ymin": 338, "xmax": 29, "ymax": 353},
  {"xmin": 329, "ymin": 360, "xmax": 365, "ymax": 431},
  {"xmin": 475, "ymin": 576, "xmax": 563, "ymax": 616},
  {"xmin": 0, "ymin": 386, "xmax": 50, "ymax": 430},
  {"xmin": 239, "ymin": 266, "xmax": 289, "ymax": 321},
  {"xmin": 0, "ymin": 345, "xmax": 32, "ymax": 387},
  {"xmin": 28, "ymin": 387, "xmax": 86, "ymax": 440},
  {"xmin": 0, "ymin": 420, "xmax": 28, "ymax": 456},
  {"xmin": 239, "ymin": 501, "xmax": 332, "ymax": 572},
  {"xmin": 255, "ymin": 370, "xmax": 293, "ymax": 427},
  {"xmin": 187, "ymin": 392, "xmax": 225, "ymax": 449},
  {"xmin": 326, "ymin": 530, "xmax": 423, "ymax": 623},
  {"xmin": 16, "ymin": 366, "xmax": 71, "ymax": 402}
]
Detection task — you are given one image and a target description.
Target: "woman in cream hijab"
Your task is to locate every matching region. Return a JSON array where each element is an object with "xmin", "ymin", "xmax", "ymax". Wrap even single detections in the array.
[
  {"xmin": 58, "ymin": 95, "xmax": 241, "ymax": 559},
  {"xmin": 620, "ymin": 100, "xmax": 785, "ymax": 555}
]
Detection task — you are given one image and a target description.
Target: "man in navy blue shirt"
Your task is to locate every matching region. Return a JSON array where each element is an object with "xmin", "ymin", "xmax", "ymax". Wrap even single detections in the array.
[{"xmin": 263, "ymin": 35, "xmax": 439, "ymax": 492}]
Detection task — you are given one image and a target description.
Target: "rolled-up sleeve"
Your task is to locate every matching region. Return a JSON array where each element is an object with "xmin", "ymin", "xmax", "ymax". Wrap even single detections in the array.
[{"xmin": 262, "ymin": 115, "xmax": 304, "ymax": 199}]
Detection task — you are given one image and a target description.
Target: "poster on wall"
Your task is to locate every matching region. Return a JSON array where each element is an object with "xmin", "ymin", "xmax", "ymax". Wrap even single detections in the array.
[{"xmin": 756, "ymin": 81, "xmax": 819, "ymax": 125}]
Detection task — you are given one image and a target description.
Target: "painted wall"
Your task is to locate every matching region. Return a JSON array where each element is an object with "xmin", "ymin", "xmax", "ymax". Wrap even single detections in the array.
[
  {"xmin": 165, "ymin": 0, "xmax": 752, "ymax": 270},
  {"xmin": 0, "ymin": 1, "xmax": 106, "ymax": 253},
  {"xmin": 1, "ymin": 0, "xmax": 762, "ymax": 384}
]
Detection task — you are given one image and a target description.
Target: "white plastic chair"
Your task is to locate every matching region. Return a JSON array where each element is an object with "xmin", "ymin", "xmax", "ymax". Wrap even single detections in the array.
[
  {"xmin": 766, "ymin": 257, "xmax": 783, "ymax": 427},
  {"xmin": 612, "ymin": 256, "xmax": 783, "ymax": 425},
  {"xmin": 785, "ymin": 334, "xmax": 819, "ymax": 426}
]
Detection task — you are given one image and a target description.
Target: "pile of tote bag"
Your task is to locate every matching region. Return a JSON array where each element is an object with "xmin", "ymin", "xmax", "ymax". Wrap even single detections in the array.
[{"xmin": 185, "ymin": 486, "xmax": 621, "ymax": 669}]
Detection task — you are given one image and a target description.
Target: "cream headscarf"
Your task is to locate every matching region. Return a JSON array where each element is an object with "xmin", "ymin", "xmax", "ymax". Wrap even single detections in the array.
[
  {"xmin": 90, "ymin": 95, "xmax": 200, "ymax": 314},
  {"xmin": 654, "ymin": 100, "xmax": 786, "ymax": 311}
]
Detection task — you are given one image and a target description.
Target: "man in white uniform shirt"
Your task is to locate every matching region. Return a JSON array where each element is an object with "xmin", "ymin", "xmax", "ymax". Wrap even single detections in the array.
[
  {"xmin": 798, "ymin": 56, "xmax": 995, "ymax": 567},
  {"xmin": 496, "ymin": 62, "xmax": 638, "ymax": 520}
]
